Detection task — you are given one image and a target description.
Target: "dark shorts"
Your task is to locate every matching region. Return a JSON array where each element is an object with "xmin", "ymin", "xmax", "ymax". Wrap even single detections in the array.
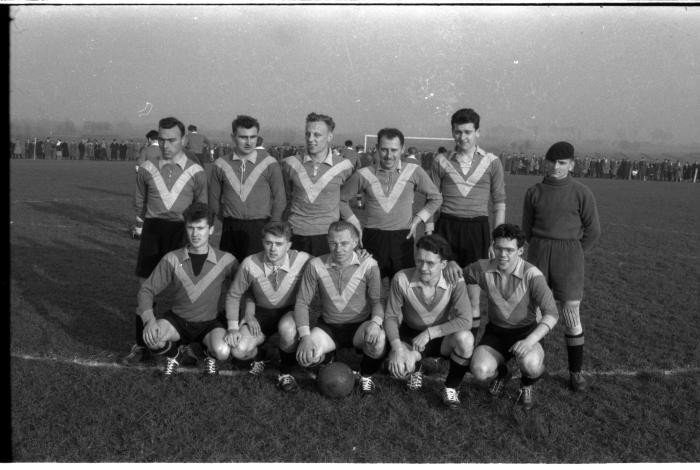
[
  {"xmin": 526, "ymin": 237, "xmax": 584, "ymax": 301},
  {"xmin": 291, "ymin": 233, "xmax": 329, "ymax": 257},
  {"xmin": 135, "ymin": 218, "xmax": 187, "ymax": 278},
  {"xmin": 397, "ymin": 324, "xmax": 448, "ymax": 359},
  {"xmin": 220, "ymin": 217, "xmax": 269, "ymax": 262},
  {"xmin": 435, "ymin": 214, "xmax": 490, "ymax": 267},
  {"xmin": 250, "ymin": 307, "xmax": 290, "ymax": 337},
  {"xmin": 363, "ymin": 228, "xmax": 414, "ymax": 279},
  {"xmin": 162, "ymin": 311, "xmax": 226, "ymax": 344},
  {"xmin": 315, "ymin": 317, "xmax": 364, "ymax": 351},
  {"xmin": 478, "ymin": 322, "xmax": 539, "ymax": 362}
]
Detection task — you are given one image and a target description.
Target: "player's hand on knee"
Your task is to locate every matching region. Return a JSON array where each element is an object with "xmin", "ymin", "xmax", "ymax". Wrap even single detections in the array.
[
  {"xmin": 364, "ymin": 321, "xmax": 381, "ymax": 345},
  {"xmin": 142, "ymin": 320, "xmax": 160, "ymax": 348},
  {"xmin": 296, "ymin": 335, "xmax": 319, "ymax": 367},
  {"xmin": 224, "ymin": 328, "xmax": 242, "ymax": 348},
  {"xmin": 411, "ymin": 330, "xmax": 430, "ymax": 353},
  {"xmin": 443, "ymin": 261, "xmax": 464, "ymax": 284},
  {"xmin": 245, "ymin": 315, "xmax": 262, "ymax": 337},
  {"xmin": 509, "ymin": 337, "xmax": 536, "ymax": 358},
  {"xmin": 388, "ymin": 346, "xmax": 411, "ymax": 378}
]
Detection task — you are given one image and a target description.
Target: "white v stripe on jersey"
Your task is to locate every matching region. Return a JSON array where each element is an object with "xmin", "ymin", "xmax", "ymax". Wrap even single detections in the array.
[
  {"xmin": 168, "ymin": 255, "xmax": 227, "ymax": 304},
  {"xmin": 143, "ymin": 161, "xmax": 203, "ymax": 211},
  {"xmin": 404, "ymin": 280, "xmax": 452, "ymax": 320},
  {"xmin": 315, "ymin": 259, "xmax": 371, "ymax": 312},
  {"xmin": 359, "ymin": 164, "xmax": 418, "ymax": 213},
  {"xmin": 286, "ymin": 158, "xmax": 352, "ymax": 203},
  {"xmin": 215, "ymin": 156, "xmax": 275, "ymax": 202},
  {"xmin": 437, "ymin": 154, "xmax": 497, "ymax": 198},
  {"xmin": 246, "ymin": 252, "xmax": 310, "ymax": 306},
  {"xmin": 484, "ymin": 272, "xmax": 529, "ymax": 320}
]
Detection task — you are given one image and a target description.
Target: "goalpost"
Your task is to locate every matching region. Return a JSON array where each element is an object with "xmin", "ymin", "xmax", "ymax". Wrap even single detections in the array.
[{"xmin": 363, "ymin": 135, "xmax": 453, "ymax": 153}]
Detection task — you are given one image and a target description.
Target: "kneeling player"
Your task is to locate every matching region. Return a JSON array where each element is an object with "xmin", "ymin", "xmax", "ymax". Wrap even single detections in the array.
[
  {"xmin": 465, "ymin": 223, "xmax": 558, "ymax": 409},
  {"xmin": 384, "ymin": 234, "xmax": 474, "ymax": 409},
  {"xmin": 137, "ymin": 203, "xmax": 239, "ymax": 376},
  {"xmin": 277, "ymin": 221, "xmax": 386, "ymax": 395},
  {"xmin": 223, "ymin": 221, "xmax": 311, "ymax": 375}
]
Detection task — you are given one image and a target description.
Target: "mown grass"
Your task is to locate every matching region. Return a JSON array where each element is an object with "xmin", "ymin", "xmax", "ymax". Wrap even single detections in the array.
[{"xmin": 9, "ymin": 160, "xmax": 700, "ymax": 462}]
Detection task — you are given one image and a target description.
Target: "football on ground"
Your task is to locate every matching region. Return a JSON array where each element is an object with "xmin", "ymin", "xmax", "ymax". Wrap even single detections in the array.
[{"xmin": 317, "ymin": 362, "xmax": 355, "ymax": 398}]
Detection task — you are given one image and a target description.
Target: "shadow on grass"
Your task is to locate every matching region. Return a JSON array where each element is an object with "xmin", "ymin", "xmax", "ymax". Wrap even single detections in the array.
[
  {"xmin": 76, "ymin": 185, "xmax": 131, "ymax": 198},
  {"xmin": 24, "ymin": 199, "xmax": 129, "ymax": 232}
]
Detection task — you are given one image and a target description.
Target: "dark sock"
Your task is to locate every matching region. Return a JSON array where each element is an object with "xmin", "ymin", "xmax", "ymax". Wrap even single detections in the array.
[
  {"xmin": 279, "ymin": 349, "xmax": 297, "ymax": 374},
  {"xmin": 135, "ymin": 316, "xmax": 146, "ymax": 347},
  {"xmin": 565, "ymin": 333, "xmax": 585, "ymax": 372},
  {"xmin": 497, "ymin": 363, "xmax": 509, "ymax": 379},
  {"xmin": 520, "ymin": 375, "xmax": 539, "ymax": 387},
  {"xmin": 359, "ymin": 354, "xmax": 384, "ymax": 377},
  {"xmin": 445, "ymin": 358, "xmax": 470, "ymax": 389}
]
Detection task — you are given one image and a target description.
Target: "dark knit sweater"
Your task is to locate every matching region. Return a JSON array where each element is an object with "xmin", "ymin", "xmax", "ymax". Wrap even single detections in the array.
[{"xmin": 522, "ymin": 175, "xmax": 601, "ymax": 251}]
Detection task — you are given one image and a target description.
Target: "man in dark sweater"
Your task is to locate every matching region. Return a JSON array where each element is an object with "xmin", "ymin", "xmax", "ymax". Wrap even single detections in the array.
[{"xmin": 521, "ymin": 141, "xmax": 601, "ymax": 392}]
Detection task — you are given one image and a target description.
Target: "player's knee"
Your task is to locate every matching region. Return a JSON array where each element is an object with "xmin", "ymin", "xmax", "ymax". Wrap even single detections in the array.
[
  {"xmin": 470, "ymin": 358, "xmax": 496, "ymax": 382},
  {"xmin": 454, "ymin": 330, "xmax": 474, "ymax": 355},
  {"xmin": 277, "ymin": 316, "xmax": 297, "ymax": 345},
  {"xmin": 209, "ymin": 341, "xmax": 231, "ymax": 361},
  {"xmin": 517, "ymin": 351, "xmax": 544, "ymax": 378}
]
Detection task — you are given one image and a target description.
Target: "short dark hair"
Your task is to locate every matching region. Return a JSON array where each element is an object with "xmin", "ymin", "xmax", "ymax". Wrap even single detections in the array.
[
  {"xmin": 328, "ymin": 220, "xmax": 359, "ymax": 240},
  {"xmin": 159, "ymin": 117, "xmax": 186, "ymax": 137},
  {"xmin": 183, "ymin": 202, "xmax": 215, "ymax": 226},
  {"xmin": 492, "ymin": 223, "xmax": 526, "ymax": 248},
  {"xmin": 345, "ymin": 140, "xmax": 353, "ymax": 146},
  {"xmin": 451, "ymin": 108, "xmax": 480, "ymax": 130},
  {"xmin": 415, "ymin": 234, "xmax": 453, "ymax": 261},
  {"xmin": 146, "ymin": 130, "xmax": 158, "ymax": 140},
  {"xmin": 437, "ymin": 146, "xmax": 447, "ymax": 154},
  {"xmin": 261, "ymin": 221, "xmax": 292, "ymax": 241},
  {"xmin": 376, "ymin": 128, "xmax": 405, "ymax": 147},
  {"xmin": 188, "ymin": 124, "xmax": 197, "ymax": 132},
  {"xmin": 232, "ymin": 115, "xmax": 260, "ymax": 134},
  {"xmin": 407, "ymin": 146, "xmax": 418, "ymax": 155},
  {"xmin": 306, "ymin": 112, "xmax": 335, "ymax": 132}
]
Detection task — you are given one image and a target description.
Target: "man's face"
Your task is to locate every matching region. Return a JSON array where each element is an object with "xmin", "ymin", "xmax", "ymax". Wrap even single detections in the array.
[
  {"xmin": 305, "ymin": 121, "xmax": 333, "ymax": 157},
  {"xmin": 415, "ymin": 248, "xmax": 446, "ymax": 285},
  {"xmin": 378, "ymin": 136, "xmax": 403, "ymax": 171},
  {"xmin": 158, "ymin": 126, "xmax": 185, "ymax": 160},
  {"xmin": 186, "ymin": 218, "xmax": 214, "ymax": 250},
  {"xmin": 545, "ymin": 158, "xmax": 574, "ymax": 180},
  {"xmin": 452, "ymin": 122, "xmax": 479, "ymax": 153},
  {"xmin": 328, "ymin": 229, "xmax": 357, "ymax": 265},
  {"xmin": 492, "ymin": 237, "xmax": 523, "ymax": 273},
  {"xmin": 263, "ymin": 232, "xmax": 292, "ymax": 265},
  {"xmin": 232, "ymin": 126, "xmax": 258, "ymax": 156}
]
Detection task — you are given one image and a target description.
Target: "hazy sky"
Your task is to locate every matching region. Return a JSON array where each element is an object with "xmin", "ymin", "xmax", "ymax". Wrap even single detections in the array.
[{"xmin": 9, "ymin": 5, "xmax": 700, "ymax": 145}]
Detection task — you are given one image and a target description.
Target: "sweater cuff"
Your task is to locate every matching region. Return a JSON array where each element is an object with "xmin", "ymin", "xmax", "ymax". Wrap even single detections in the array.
[{"xmin": 297, "ymin": 326, "xmax": 311, "ymax": 337}]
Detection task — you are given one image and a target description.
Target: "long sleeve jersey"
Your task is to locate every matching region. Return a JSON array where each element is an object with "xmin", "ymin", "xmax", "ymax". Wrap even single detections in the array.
[
  {"xmin": 384, "ymin": 268, "xmax": 472, "ymax": 342},
  {"xmin": 464, "ymin": 258, "xmax": 558, "ymax": 330},
  {"xmin": 521, "ymin": 175, "xmax": 601, "ymax": 251},
  {"xmin": 282, "ymin": 151, "xmax": 355, "ymax": 236},
  {"xmin": 225, "ymin": 249, "xmax": 311, "ymax": 328},
  {"xmin": 137, "ymin": 245, "xmax": 238, "ymax": 323},
  {"xmin": 134, "ymin": 153, "xmax": 207, "ymax": 221},
  {"xmin": 429, "ymin": 147, "xmax": 506, "ymax": 225},
  {"xmin": 208, "ymin": 151, "xmax": 286, "ymax": 221},
  {"xmin": 341, "ymin": 161, "xmax": 442, "ymax": 231},
  {"xmin": 294, "ymin": 253, "xmax": 382, "ymax": 336}
]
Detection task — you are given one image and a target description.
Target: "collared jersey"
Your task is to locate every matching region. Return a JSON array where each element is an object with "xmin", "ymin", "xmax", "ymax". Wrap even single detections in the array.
[
  {"xmin": 282, "ymin": 150, "xmax": 355, "ymax": 236},
  {"xmin": 225, "ymin": 249, "xmax": 311, "ymax": 325},
  {"xmin": 135, "ymin": 153, "xmax": 207, "ymax": 221},
  {"xmin": 137, "ymin": 245, "xmax": 239, "ymax": 322},
  {"xmin": 464, "ymin": 258, "xmax": 558, "ymax": 330},
  {"xmin": 341, "ymin": 162, "xmax": 442, "ymax": 231},
  {"xmin": 209, "ymin": 151, "xmax": 286, "ymax": 221},
  {"xmin": 430, "ymin": 147, "xmax": 506, "ymax": 219},
  {"xmin": 384, "ymin": 268, "xmax": 472, "ymax": 342},
  {"xmin": 137, "ymin": 142, "xmax": 161, "ymax": 166},
  {"xmin": 294, "ymin": 253, "xmax": 381, "ymax": 331}
]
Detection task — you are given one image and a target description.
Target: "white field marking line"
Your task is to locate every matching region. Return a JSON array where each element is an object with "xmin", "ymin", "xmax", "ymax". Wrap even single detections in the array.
[
  {"xmin": 11, "ymin": 352, "xmax": 700, "ymax": 380},
  {"xmin": 11, "ymin": 197, "xmax": 127, "ymax": 204},
  {"xmin": 605, "ymin": 222, "xmax": 700, "ymax": 237},
  {"xmin": 10, "ymin": 222, "xmax": 75, "ymax": 228}
]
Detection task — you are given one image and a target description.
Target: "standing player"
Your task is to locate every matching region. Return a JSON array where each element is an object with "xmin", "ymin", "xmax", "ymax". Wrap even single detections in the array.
[
  {"xmin": 522, "ymin": 141, "xmax": 601, "ymax": 392},
  {"xmin": 208, "ymin": 115, "xmax": 286, "ymax": 262},
  {"xmin": 137, "ymin": 203, "xmax": 239, "ymax": 376},
  {"xmin": 276, "ymin": 221, "xmax": 386, "ymax": 395},
  {"xmin": 121, "ymin": 116, "xmax": 208, "ymax": 366},
  {"xmin": 466, "ymin": 224, "xmax": 559, "ymax": 409},
  {"xmin": 282, "ymin": 112, "xmax": 355, "ymax": 256},
  {"xmin": 342, "ymin": 127, "xmax": 442, "ymax": 300},
  {"xmin": 185, "ymin": 124, "xmax": 210, "ymax": 166},
  {"xmin": 223, "ymin": 221, "xmax": 311, "ymax": 376},
  {"xmin": 384, "ymin": 234, "xmax": 474, "ymax": 409},
  {"xmin": 136, "ymin": 129, "xmax": 161, "ymax": 169}
]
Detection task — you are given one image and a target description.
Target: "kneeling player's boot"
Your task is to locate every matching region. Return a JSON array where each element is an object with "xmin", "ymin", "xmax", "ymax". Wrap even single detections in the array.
[
  {"xmin": 203, "ymin": 355, "xmax": 219, "ymax": 376},
  {"xmin": 441, "ymin": 387, "xmax": 461, "ymax": 409},
  {"xmin": 179, "ymin": 344, "xmax": 198, "ymax": 367},
  {"xmin": 249, "ymin": 360, "xmax": 266, "ymax": 376},
  {"xmin": 406, "ymin": 367, "xmax": 424, "ymax": 391},
  {"xmin": 121, "ymin": 344, "xmax": 154, "ymax": 366},
  {"xmin": 277, "ymin": 373, "xmax": 299, "ymax": 393},
  {"xmin": 489, "ymin": 365, "xmax": 512, "ymax": 397},
  {"xmin": 516, "ymin": 385, "xmax": 534, "ymax": 410},
  {"xmin": 569, "ymin": 371, "xmax": 587, "ymax": 392},
  {"xmin": 359, "ymin": 376, "xmax": 376, "ymax": 396},
  {"xmin": 163, "ymin": 354, "xmax": 180, "ymax": 377}
]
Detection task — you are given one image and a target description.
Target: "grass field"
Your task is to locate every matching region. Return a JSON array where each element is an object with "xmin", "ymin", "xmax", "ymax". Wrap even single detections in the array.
[{"xmin": 9, "ymin": 160, "xmax": 700, "ymax": 462}]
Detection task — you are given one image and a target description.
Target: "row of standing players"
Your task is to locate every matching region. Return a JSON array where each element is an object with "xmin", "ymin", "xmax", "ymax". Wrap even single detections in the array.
[{"xmin": 123, "ymin": 109, "xmax": 601, "ymax": 411}]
